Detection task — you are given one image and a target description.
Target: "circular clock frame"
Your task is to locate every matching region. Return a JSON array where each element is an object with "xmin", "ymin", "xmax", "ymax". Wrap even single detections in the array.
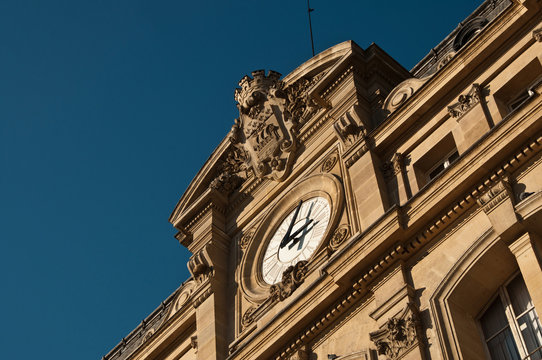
[{"xmin": 239, "ymin": 173, "xmax": 344, "ymax": 303}]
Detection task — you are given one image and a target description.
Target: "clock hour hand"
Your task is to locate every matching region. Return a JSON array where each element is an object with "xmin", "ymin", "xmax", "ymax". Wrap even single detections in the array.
[
  {"xmin": 287, "ymin": 220, "xmax": 318, "ymax": 250},
  {"xmin": 280, "ymin": 200, "xmax": 303, "ymax": 249}
]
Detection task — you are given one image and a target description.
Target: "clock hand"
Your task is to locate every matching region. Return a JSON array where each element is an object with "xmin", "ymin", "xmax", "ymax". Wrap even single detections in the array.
[
  {"xmin": 288, "ymin": 220, "xmax": 318, "ymax": 250},
  {"xmin": 280, "ymin": 200, "xmax": 303, "ymax": 249},
  {"xmin": 288, "ymin": 218, "xmax": 314, "ymax": 240}
]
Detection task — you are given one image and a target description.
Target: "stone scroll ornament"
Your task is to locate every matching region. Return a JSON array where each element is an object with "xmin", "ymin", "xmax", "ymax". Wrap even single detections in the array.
[{"xmin": 228, "ymin": 70, "xmax": 320, "ymax": 182}]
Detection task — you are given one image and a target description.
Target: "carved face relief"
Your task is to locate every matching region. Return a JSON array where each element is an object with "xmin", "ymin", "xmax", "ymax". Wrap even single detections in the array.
[{"xmin": 261, "ymin": 197, "xmax": 331, "ymax": 285}]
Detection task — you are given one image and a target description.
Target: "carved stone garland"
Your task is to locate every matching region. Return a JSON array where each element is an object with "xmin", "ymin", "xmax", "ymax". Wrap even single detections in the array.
[
  {"xmin": 269, "ymin": 261, "xmax": 309, "ymax": 302},
  {"xmin": 239, "ymin": 228, "xmax": 255, "ymax": 250}
]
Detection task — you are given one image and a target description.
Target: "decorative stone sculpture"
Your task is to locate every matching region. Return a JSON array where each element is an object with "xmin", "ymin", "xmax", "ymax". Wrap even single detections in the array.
[
  {"xmin": 370, "ymin": 307, "xmax": 420, "ymax": 360},
  {"xmin": 447, "ymin": 83, "xmax": 482, "ymax": 119},
  {"xmin": 269, "ymin": 261, "xmax": 308, "ymax": 301},
  {"xmin": 188, "ymin": 247, "xmax": 214, "ymax": 284}
]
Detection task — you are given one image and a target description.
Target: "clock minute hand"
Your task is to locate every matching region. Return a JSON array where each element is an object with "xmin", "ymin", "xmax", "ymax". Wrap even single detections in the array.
[
  {"xmin": 289, "ymin": 218, "xmax": 314, "ymax": 240},
  {"xmin": 288, "ymin": 220, "xmax": 318, "ymax": 250},
  {"xmin": 280, "ymin": 200, "xmax": 303, "ymax": 248}
]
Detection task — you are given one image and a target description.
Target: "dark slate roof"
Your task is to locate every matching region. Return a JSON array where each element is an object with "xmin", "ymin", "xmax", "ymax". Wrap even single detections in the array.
[{"xmin": 411, "ymin": 0, "xmax": 512, "ymax": 78}]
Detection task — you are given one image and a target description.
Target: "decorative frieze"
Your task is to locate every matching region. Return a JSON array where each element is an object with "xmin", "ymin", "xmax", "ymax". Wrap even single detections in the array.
[
  {"xmin": 447, "ymin": 83, "xmax": 482, "ymax": 119},
  {"xmin": 533, "ymin": 28, "xmax": 542, "ymax": 42},
  {"xmin": 436, "ymin": 51, "xmax": 456, "ymax": 70},
  {"xmin": 269, "ymin": 261, "xmax": 308, "ymax": 302}
]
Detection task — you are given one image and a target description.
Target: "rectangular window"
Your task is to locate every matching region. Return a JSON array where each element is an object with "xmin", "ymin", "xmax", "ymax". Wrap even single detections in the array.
[{"xmin": 479, "ymin": 274, "xmax": 542, "ymax": 359}]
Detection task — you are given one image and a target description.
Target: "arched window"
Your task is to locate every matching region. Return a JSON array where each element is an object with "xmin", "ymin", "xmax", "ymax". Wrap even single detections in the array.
[{"xmin": 479, "ymin": 274, "xmax": 542, "ymax": 359}]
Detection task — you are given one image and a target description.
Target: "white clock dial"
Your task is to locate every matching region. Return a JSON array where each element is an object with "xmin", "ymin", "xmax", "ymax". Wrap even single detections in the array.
[{"xmin": 262, "ymin": 196, "xmax": 331, "ymax": 285}]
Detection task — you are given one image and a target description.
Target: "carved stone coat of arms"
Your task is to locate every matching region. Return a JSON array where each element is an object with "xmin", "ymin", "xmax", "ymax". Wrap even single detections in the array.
[{"xmin": 229, "ymin": 70, "xmax": 316, "ymax": 182}]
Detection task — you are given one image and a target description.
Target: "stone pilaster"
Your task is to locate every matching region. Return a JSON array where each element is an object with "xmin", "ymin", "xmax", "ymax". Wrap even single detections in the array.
[
  {"xmin": 508, "ymin": 232, "xmax": 542, "ymax": 315},
  {"xmin": 369, "ymin": 264, "xmax": 425, "ymax": 360}
]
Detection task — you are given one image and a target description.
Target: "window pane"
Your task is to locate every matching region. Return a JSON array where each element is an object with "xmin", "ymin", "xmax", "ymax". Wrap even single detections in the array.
[
  {"xmin": 487, "ymin": 328, "xmax": 521, "ymax": 360},
  {"xmin": 507, "ymin": 275, "xmax": 533, "ymax": 316},
  {"xmin": 518, "ymin": 309, "xmax": 542, "ymax": 359},
  {"xmin": 482, "ymin": 297, "xmax": 510, "ymax": 339}
]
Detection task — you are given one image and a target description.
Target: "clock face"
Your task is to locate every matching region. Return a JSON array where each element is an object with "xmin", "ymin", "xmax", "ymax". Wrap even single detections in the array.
[{"xmin": 262, "ymin": 196, "xmax": 331, "ymax": 285}]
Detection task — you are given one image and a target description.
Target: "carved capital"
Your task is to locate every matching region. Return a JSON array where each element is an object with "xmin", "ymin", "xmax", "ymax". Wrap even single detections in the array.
[
  {"xmin": 476, "ymin": 178, "xmax": 513, "ymax": 213},
  {"xmin": 269, "ymin": 261, "xmax": 308, "ymax": 302},
  {"xmin": 370, "ymin": 306, "xmax": 421, "ymax": 360},
  {"xmin": 447, "ymin": 83, "xmax": 482, "ymax": 119},
  {"xmin": 382, "ymin": 153, "xmax": 404, "ymax": 180}
]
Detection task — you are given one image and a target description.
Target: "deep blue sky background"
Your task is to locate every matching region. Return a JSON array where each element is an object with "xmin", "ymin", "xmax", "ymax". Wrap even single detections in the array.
[{"xmin": 1, "ymin": 1, "xmax": 480, "ymax": 359}]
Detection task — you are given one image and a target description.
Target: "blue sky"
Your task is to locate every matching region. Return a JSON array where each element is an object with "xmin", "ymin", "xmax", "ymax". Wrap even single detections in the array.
[{"xmin": 1, "ymin": 1, "xmax": 480, "ymax": 359}]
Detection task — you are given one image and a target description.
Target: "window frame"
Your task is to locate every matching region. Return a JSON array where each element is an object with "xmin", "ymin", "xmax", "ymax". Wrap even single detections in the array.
[{"xmin": 476, "ymin": 272, "xmax": 542, "ymax": 359}]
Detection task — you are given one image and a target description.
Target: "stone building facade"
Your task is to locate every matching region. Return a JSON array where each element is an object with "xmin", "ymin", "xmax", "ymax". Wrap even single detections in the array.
[{"xmin": 104, "ymin": 0, "xmax": 542, "ymax": 359}]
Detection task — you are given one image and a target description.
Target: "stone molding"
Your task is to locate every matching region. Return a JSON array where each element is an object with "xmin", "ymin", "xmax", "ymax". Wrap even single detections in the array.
[
  {"xmin": 447, "ymin": 83, "xmax": 482, "ymax": 119},
  {"xmin": 381, "ymin": 77, "xmax": 428, "ymax": 118},
  {"xmin": 270, "ymin": 135, "xmax": 542, "ymax": 360},
  {"xmin": 269, "ymin": 261, "xmax": 309, "ymax": 302}
]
